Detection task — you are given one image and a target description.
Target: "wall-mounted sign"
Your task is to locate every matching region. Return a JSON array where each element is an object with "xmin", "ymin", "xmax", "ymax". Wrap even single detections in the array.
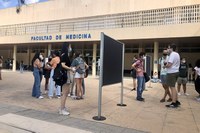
[{"xmin": 31, "ymin": 34, "xmax": 91, "ymax": 41}]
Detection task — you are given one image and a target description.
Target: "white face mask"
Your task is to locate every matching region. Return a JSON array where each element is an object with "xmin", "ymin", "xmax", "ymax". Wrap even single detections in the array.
[
  {"xmin": 182, "ymin": 60, "xmax": 186, "ymax": 63},
  {"xmin": 39, "ymin": 55, "xmax": 43, "ymax": 60}
]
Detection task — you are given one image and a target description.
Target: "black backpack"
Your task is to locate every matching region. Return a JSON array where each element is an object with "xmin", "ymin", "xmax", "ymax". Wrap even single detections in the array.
[{"xmin": 53, "ymin": 57, "xmax": 67, "ymax": 86}]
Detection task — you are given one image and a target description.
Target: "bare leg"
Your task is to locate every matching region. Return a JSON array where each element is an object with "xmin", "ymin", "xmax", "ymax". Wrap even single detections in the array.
[
  {"xmin": 170, "ymin": 87, "xmax": 178, "ymax": 103},
  {"xmin": 133, "ymin": 79, "xmax": 136, "ymax": 89},
  {"xmin": 75, "ymin": 78, "xmax": 80, "ymax": 98},
  {"xmin": 45, "ymin": 78, "xmax": 49, "ymax": 91},
  {"xmin": 183, "ymin": 84, "xmax": 186, "ymax": 93},
  {"xmin": 61, "ymin": 83, "xmax": 70, "ymax": 110},
  {"xmin": 165, "ymin": 86, "xmax": 172, "ymax": 99},
  {"xmin": 80, "ymin": 78, "xmax": 83, "ymax": 97},
  {"xmin": 177, "ymin": 84, "xmax": 181, "ymax": 93},
  {"xmin": 162, "ymin": 84, "xmax": 168, "ymax": 100},
  {"xmin": 0, "ymin": 72, "xmax": 2, "ymax": 80}
]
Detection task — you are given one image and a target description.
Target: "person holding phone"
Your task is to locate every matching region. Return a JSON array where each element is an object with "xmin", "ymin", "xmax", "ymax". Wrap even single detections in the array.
[{"xmin": 159, "ymin": 48, "xmax": 172, "ymax": 102}]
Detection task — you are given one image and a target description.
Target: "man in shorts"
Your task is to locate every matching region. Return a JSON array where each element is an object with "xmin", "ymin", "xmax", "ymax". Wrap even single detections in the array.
[
  {"xmin": 163, "ymin": 43, "xmax": 181, "ymax": 108},
  {"xmin": 177, "ymin": 57, "xmax": 189, "ymax": 96},
  {"xmin": 159, "ymin": 48, "xmax": 172, "ymax": 102}
]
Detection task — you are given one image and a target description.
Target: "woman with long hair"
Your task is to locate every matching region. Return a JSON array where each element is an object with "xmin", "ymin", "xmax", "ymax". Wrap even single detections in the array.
[
  {"xmin": 48, "ymin": 51, "xmax": 61, "ymax": 99},
  {"xmin": 32, "ymin": 52, "xmax": 43, "ymax": 99},
  {"xmin": 59, "ymin": 42, "xmax": 74, "ymax": 115}
]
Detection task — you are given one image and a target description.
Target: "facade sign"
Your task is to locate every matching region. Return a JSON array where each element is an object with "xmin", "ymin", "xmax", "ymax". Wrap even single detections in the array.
[{"xmin": 31, "ymin": 33, "xmax": 91, "ymax": 41}]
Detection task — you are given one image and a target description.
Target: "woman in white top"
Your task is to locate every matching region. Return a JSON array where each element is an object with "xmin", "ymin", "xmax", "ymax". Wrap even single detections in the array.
[{"xmin": 194, "ymin": 59, "xmax": 200, "ymax": 101}]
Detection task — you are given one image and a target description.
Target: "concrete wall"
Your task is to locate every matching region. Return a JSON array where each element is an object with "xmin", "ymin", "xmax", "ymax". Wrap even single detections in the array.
[{"xmin": 0, "ymin": 0, "xmax": 200, "ymax": 25}]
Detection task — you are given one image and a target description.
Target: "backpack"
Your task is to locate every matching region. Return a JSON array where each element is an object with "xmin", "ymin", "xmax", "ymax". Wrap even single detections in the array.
[
  {"xmin": 76, "ymin": 58, "xmax": 85, "ymax": 74},
  {"xmin": 53, "ymin": 57, "xmax": 67, "ymax": 86}
]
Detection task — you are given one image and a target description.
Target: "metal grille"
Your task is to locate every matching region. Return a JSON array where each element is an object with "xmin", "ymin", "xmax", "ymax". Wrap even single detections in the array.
[{"xmin": 0, "ymin": 5, "xmax": 200, "ymax": 36}]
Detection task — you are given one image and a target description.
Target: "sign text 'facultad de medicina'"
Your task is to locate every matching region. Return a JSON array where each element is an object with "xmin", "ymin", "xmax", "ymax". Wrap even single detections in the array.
[{"xmin": 31, "ymin": 33, "xmax": 91, "ymax": 41}]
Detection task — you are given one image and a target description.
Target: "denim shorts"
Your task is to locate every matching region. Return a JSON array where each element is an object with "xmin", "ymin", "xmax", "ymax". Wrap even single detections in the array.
[{"xmin": 160, "ymin": 75, "xmax": 166, "ymax": 84}]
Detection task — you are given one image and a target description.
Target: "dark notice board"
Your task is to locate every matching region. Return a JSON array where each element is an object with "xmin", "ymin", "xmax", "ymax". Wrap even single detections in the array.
[
  {"xmin": 146, "ymin": 55, "xmax": 151, "ymax": 77},
  {"xmin": 102, "ymin": 34, "xmax": 123, "ymax": 86}
]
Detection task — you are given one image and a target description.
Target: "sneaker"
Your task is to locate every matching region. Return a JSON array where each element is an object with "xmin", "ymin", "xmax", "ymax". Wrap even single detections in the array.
[
  {"xmin": 184, "ymin": 93, "xmax": 189, "ymax": 96},
  {"xmin": 75, "ymin": 98, "xmax": 80, "ymax": 100},
  {"xmin": 166, "ymin": 102, "xmax": 177, "ymax": 108},
  {"xmin": 160, "ymin": 99, "xmax": 165, "ymax": 102},
  {"xmin": 131, "ymin": 88, "xmax": 136, "ymax": 91},
  {"xmin": 59, "ymin": 109, "xmax": 70, "ymax": 115},
  {"xmin": 176, "ymin": 101, "xmax": 181, "ymax": 106},
  {"xmin": 57, "ymin": 96, "xmax": 61, "ymax": 99},
  {"xmin": 58, "ymin": 107, "xmax": 68, "ymax": 112},
  {"xmin": 80, "ymin": 97, "xmax": 84, "ymax": 99},
  {"xmin": 144, "ymin": 89, "xmax": 148, "ymax": 91},
  {"xmin": 167, "ymin": 98, "xmax": 172, "ymax": 102},
  {"xmin": 195, "ymin": 95, "xmax": 200, "ymax": 100},
  {"xmin": 178, "ymin": 92, "xmax": 181, "ymax": 96},
  {"xmin": 68, "ymin": 94, "xmax": 71, "ymax": 97},
  {"xmin": 38, "ymin": 96, "xmax": 43, "ymax": 99},
  {"xmin": 136, "ymin": 98, "xmax": 145, "ymax": 102},
  {"xmin": 42, "ymin": 91, "xmax": 47, "ymax": 95},
  {"xmin": 49, "ymin": 97, "xmax": 52, "ymax": 99},
  {"xmin": 197, "ymin": 98, "xmax": 200, "ymax": 101}
]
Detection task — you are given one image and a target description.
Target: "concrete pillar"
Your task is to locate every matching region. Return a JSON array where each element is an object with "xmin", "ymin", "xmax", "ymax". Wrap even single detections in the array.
[
  {"xmin": 153, "ymin": 42, "xmax": 159, "ymax": 74},
  {"xmin": 92, "ymin": 44, "xmax": 97, "ymax": 77},
  {"xmin": 48, "ymin": 44, "xmax": 52, "ymax": 56},
  {"xmin": 12, "ymin": 45, "xmax": 17, "ymax": 71},
  {"xmin": 27, "ymin": 46, "xmax": 31, "ymax": 66},
  {"xmin": 139, "ymin": 42, "xmax": 145, "ymax": 53},
  {"xmin": 44, "ymin": 48, "xmax": 48, "ymax": 58}
]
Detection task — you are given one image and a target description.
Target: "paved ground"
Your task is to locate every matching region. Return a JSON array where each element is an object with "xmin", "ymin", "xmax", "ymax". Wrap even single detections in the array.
[{"xmin": 0, "ymin": 70, "xmax": 199, "ymax": 133}]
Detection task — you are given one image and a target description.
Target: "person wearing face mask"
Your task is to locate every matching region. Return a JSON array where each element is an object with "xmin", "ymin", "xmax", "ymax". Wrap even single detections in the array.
[
  {"xmin": 32, "ymin": 52, "xmax": 43, "ymax": 99},
  {"xmin": 177, "ymin": 57, "xmax": 189, "ymax": 96},
  {"xmin": 163, "ymin": 43, "xmax": 181, "ymax": 108},
  {"xmin": 131, "ymin": 55, "xmax": 138, "ymax": 91},
  {"xmin": 159, "ymin": 48, "xmax": 172, "ymax": 102},
  {"xmin": 132, "ymin": 52, "xmax": 146, "ymax": 102},
  {"xmin": 39, "ymin": 54, "xmax": 44, "ymax": 85},
  {"xmin": 48, "ymin": 51, "xmax": 61, "ymax": 99},
  {"xmin": 42, "ymin": 55, "xmax": 52, "ymax": 95}
]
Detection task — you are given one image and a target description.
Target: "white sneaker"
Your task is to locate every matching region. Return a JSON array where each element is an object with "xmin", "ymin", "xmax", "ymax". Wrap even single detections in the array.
[
  {"xmin": 195, "ymin": 95, "xmax": 200, "ymax": 100},
  {"xmin": 178, "ymin": 92, "xmax": 181, "ymax": 96},
  {"xmin": 49, "ymin": 97, "xmax": 52, "ymax": 99},
  {"xmin": 197, "ymin": 98, "xmax": 200, "ymax": 101},
  {"xmin": 42, "ymin": 91, "xmax": 47, "ymax": 95},
  {"xmin": 38, "ymin": 96, "xmax": 43, "ymax": 99},
  {"xmin": 57, "ymin": 96, "xmax": 61, "ymax": 99},
  {"xmin": 58, "ymin": 107, "xmax": 68, "ymax": 112},
  {"xmin": 59, "ymin": 109, "xmax": 70, "ymax": 115},
  {"xmin": 68, "ymin": 94, "xmax": 71, "ymax": 97},
  {"xmin": 184, "ymin": 93, "xmax": 189, "ymax": 96}
]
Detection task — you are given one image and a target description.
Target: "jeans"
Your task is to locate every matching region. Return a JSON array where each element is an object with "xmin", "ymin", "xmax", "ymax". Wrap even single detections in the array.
[
  {"xmin": 75, "ymin": 79, "xmax": 85, "ymax": 96},
  {"xmin": 151, "ymin": 78, "xmax": 159, "ymax": 83},
  {"xmin": 137, "ymin": 76, "xmax": 145, "ymax": 99},
  {"xmin": 32, "ymin": 68, "xmax": 42, "ymax": 98},
  {"xmin": 48, "ymin": 69, "xmax": 61, "ymax": 97},
  {"xmin": 20, "ymin": 67, "xmax": 23, "ymax": 73}
]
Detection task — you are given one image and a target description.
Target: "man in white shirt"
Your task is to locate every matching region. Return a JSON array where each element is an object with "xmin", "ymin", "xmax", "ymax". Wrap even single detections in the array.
[{"xmin": 163, "ymin": 44, "xmax": 181, "ymax": 108}]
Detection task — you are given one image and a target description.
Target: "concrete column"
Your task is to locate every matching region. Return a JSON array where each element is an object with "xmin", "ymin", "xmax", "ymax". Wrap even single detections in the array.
[
  {"xmin": 12, "ymin": 45, "xmax": 17, "ymax": 71},
  {"xmin": 27, "ymin": 46, "xmax": 31, "ymax": 66},
  {"xmin": 92, "ymin": 44, "xmax": 97, "ymax": 77},
  {"xmin": 48, "ymin": 44, "xmax": 52, "ymax": 56},
  {"xmin": 138, "ymin": 42, "xmax": 145, "ymax": 53},
  {"xmin": 44, "ymin": 47, "xmax": 48, "ymax": 58},
  {"xmin": 153, "ymin": 42, "xmax": 159, "ymax": 74}
]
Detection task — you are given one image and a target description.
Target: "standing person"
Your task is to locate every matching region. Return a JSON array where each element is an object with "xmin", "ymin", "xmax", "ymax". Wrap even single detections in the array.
[
  {"xmin": 0, "ymin": 56, "xmax": 3, "ymax": 80},
  {"xmin": 20, "ymin": 61, "xmax": 24, "ymax": 73},
  {"xmin": 39, "ymin": 54, "xmax": 44, "ymax": 85},
  {"xmin": 68, "ymin": 54, "xmax": 76, "ymax": 97},
  {"xmin": 9, "ymin": 59, "xmax": 13, "ymax": 69},
  {"xmin": 177, "ymin": 57, "xmax": 189, "ymax": 96},
  {"xmin": 132, "ymin": 52, "xmax": 146, "ymax": 102},
  {"xmin": 43, "ymin": 55, "xmax": 52, "ymax": 95},
  {"xmin": 59, "ymin": 42, "xmax": 74, "ymax": 115},
  {"xmin": 131, "ymin": 55, "xmax": 138, "ymax": 91},
  {"xmin": 163, "ymin": 43, "xmax": 181, "ymax": 108},
  {"xmin": 188, "ymin": 63, "xmax": 193, "ymax": 81},
  {"xmin": 75, "ymin": 54, "xmax": 89, "ymax": 97},
  {"xmin": 48, "ymin": 51, "xmax": 61, "ymax": 99},
  {"xmin": 6, "ymin": 58, "xmax": 9, "ymax": 69},
  {"xmin": 32, "ymin": 52, "xmax": 43, "ymax": 99},
  {"xmin": 159, "ymin": 49, "xmax": 172, "ymax": 102},
  {"xmin": 194, "ymin": 59, "xmax": 200, "ymax": 101},
  {"xmin": 71, "ymin": 51, "xmax": 85, "ymax": 100}
]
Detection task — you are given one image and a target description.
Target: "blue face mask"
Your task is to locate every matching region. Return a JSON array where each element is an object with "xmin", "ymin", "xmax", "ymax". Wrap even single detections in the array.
[
  {"xmin": 167, "ymin": 49, "xmax": 170, "ymax": 53},
  {"xmin": 68, "ymin": 48, "xmax": 72, "ymax": 52},
  {"xmin": 143, "ymin": 57, "xmax": 146, "ymax": 60}
]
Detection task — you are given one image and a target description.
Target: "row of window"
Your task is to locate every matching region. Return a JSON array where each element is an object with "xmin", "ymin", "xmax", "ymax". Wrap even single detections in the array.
[{"xmin": 0, "ymin": 5, "xmax": 200, "ymax": 36}]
